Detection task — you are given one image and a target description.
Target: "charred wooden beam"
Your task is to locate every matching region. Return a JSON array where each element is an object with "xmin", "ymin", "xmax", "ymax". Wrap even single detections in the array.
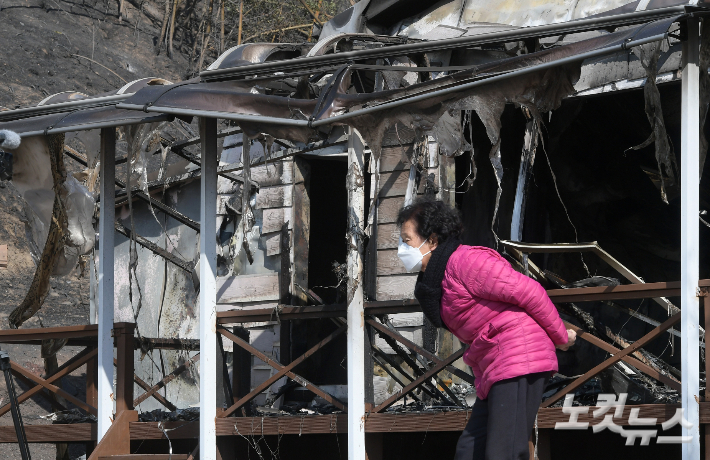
[
  {"xmin": 371, "ymin": 344, "xmax": 433, "ymax": 400},
  {"xmin": 114, "ymin": 222, "xmax": 196, "ymax": 277},
  {"xmin": 111, "ymin": 358, "xmax": 177, "ymax": 411},
  {"xmin": 169, "ymin": 136, "xmax": 253, "ymax": 186},
  {"xmin": 379, "ymin": 317, "xmax": 465, "ymax": 407},
  {"xmin": 367, "ymin": 318, "xmax": 475, "ymax": 386},
  {"xmin": 217, "ymin": 326, "xmax": 347, "ymax": 411},
  {"xmin": 114, "ymin": 127, "xmax": 243, "ymax": 166},
  {"xmin": 122, "ymin": 187, "xmax": 200, "ymax": 232},
  {"xmin": 136, "ymin": 337, "xmax": 200, "ymax": 351},
  {"xmin": 564, "ymin": 321, "xmax": 680, "ymax": 391},
  {"xmin": 369, "ymin": 319, "xmax": 452, "ymax": 404},
  {"xmin": 219, "ymin": 325, "xmax": 346, "ymax": 417},
  {"xmin": 133, "ymin": 353, "xmax": 201, "ymax": 407},
  {"xmin": 541, "ymin": 311, "xmax": 681, "ymax": 408},
  {"xmin": 133, "ymin": 371, "xmax": 177, "ymax": 412},
  {"xmin": 111, "ymin": 139, "xmax": 344, "ymax": 205},
  {"xmin": 604, "ymin": 325, "xmax": 681, "ymax": 380},
  {"xmin": 371, "ymin": 352, "xmax": 422, "ymax": 403},
  {"xmin": 65, "ymin": 146, "xmax": 200, "ymax": 232},
  {"xmin": 373, "ymin": 348, "xmax": 465, "ymax": 412}
]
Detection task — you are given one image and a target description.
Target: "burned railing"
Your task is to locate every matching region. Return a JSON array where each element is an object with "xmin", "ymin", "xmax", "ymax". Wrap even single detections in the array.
[{"xmin": 0, "ymin": 322, "xmax": 199, "ymax": 449}]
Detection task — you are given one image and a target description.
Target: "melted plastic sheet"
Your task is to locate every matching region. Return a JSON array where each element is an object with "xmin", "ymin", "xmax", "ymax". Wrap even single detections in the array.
[{"xmin": 0, "ymin": 77, "xmax": 177, "ymax": 136}]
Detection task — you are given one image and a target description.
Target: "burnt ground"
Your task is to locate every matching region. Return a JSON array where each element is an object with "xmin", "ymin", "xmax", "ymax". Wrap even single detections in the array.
[
  {"xmin": 0, "ymin": 0, "xmax": 194, "ymax": 457},
  {"xmin": 0, "ymin": 0, "xmax": 190, "ymax": 109},
  {"xmin": 0, "ymin": 183, "xmax": 93, "ymax": 459}
]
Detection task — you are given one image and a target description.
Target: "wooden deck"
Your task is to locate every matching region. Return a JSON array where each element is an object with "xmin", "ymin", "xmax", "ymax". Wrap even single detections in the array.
[{"xmin": 1, "ymin": 403, "xmax": 706, "ymax": 443}]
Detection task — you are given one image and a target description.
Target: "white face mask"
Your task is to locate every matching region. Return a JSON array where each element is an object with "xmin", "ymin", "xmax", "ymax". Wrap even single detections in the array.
[{"xmin": 397, "ymin": 237, "xmax": 432, "ymax": 273}]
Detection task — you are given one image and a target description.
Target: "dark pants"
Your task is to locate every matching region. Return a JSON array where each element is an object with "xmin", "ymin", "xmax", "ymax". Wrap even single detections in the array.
[{"xmin": 454, "ymin": 372, "xmax": 549, "ymax": 460}]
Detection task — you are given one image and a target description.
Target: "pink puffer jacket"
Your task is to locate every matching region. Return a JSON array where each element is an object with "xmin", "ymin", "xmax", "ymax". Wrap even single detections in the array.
[{"xmin": 440, "ymin": 245, "xmax": 568, "ymax": 400}]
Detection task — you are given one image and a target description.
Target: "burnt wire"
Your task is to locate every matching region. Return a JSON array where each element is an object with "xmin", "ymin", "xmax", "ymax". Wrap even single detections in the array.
[
  {"xmin": 124, "ymin": 123, "xmax": 205, "ymax": 399},
  {"xmin": 158, "ymin": 421, "xmax": 173, "ymax": 460},
  {"xmin": 537, "ymin": 123, "xmax": 591, "ymax": 278},
  {"xmin": 233, "ymin": 417, "xmax": 284, "ymax": 460}
]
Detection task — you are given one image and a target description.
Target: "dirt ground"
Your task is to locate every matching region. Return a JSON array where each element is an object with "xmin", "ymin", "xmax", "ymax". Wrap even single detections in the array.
[{"xmin": 0, "ymin": 0, "xmax": 194, "ymax": 457}]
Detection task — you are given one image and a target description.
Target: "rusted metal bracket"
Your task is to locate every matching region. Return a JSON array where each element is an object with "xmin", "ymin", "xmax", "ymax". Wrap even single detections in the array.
[{"xmin": 217, "ymin": 326, "xmax": 347, "ymax": 413}]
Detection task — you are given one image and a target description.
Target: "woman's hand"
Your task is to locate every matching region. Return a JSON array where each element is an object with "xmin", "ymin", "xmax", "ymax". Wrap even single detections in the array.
[{"xmin": 556, "ymin": 329, "xmax": 577, "ymax": 351}]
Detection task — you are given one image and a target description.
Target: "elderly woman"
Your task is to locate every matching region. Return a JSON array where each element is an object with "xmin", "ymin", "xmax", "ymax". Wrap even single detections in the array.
[{"xmin": 396, "ymin": 199, "xmax": 575, "ymax": 460}]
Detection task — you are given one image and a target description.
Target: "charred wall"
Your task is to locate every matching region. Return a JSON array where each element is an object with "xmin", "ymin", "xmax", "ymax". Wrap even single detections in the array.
[{"xmin": 456, "ymin": 83, "xmax": 710, "ymax": 374}]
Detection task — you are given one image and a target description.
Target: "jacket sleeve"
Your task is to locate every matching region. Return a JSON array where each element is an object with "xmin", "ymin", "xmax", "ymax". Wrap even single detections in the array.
[{"xmin": 460, "ymin": 248, "xmax": 568, "ymax": 346}]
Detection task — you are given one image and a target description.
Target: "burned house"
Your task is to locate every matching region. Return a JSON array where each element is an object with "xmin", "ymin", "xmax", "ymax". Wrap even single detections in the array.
[{"xmin": 0, "ymin": 0, "xmax": 709, "ymax": 459}]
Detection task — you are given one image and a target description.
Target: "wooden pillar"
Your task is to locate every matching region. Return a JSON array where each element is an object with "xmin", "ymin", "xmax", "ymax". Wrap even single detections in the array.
[
  {"xmin": 231, "ymin": 326, "xmax": 251, "ymax": 410},
  {"xmin": 347, "ymin": 128, "xmax": 366, "ymax": 460},
  {"xmin": 681, "ymin": 16, "xmax": 701, "ymax": 460},
  {"xmin": 199, "ymin": 117, "xmax": 219, "ymax": 460},
  {"xmin": 365, "ymin": 433, "xmax": 384, "ymax": 460},
  {"xmin": 85, "ymin": 349, "xmax": 98, "ymax": 456},
  {"xmin": 704, "ymin": 293, "xmax": 710, "ymax": 460},
  {"xmin": 97, "ymin": 127, "xmax": 116, "ymax": 440},
  {"xmin": 279, "ymin": 221, "xmax": 292, "ymax": 368},
  {"xmin": 292, "ymin": 156, "xmax": 311, "ymax": 305},
  {"xmin": 535, "ymin": 429, "xmax": 551, "ymax": 460},
  {"xmin": 114, "ymin": 322, "xmax": 135, "ymax": 413}
]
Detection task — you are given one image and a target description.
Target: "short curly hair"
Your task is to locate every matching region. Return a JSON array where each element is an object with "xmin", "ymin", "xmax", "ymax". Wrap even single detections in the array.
[{"xmin": 396, "ymin": 198, "xmax": 463, "ymax": 243}]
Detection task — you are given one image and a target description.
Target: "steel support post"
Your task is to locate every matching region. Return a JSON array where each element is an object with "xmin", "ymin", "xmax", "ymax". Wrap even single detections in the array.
[
  {"xmin": 681, "ymin": 16, "xmax": 701, "ymax": 460},
  {"xmin": 97, "ymin": 127, "xmax": 116, "ymax": 440},
  {"xmin": 199, "ymin": 118, "xmax": 218, "ymax": 460},
  {"xmin": 347, "ymin": 128, "xmax": 366, "ymax": 460}
]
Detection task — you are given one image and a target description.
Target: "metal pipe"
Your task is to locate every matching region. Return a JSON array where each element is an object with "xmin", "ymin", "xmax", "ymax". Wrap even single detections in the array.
[
  {"xmin": 680, "ymin": 16, "xmax": 701, "ymax": 460},
  {"xmin": 510, "ymin": 118, "xmax": 538, "ymax": 241},
  {"xmin": 18, "ymin": 114, "xmax": 173, "ymax": 138},
  {"xmin": 346, "ymin": 127, "xmax": 366, "ymax": 460},
  {"xmin": 310, "ymin": 32, "xmax": 669, "ymax": 127},
  {"xmin": 200, "ymin": 6, "xmax": 687, "ymax": 81},
  {"xmin": 115, "ymin": 104, "xmax": 310, "ymax": 127},
  {"xmin": 118, "ymin": 33, "xmax": 669, "ymax": 131},
  {"xmin": 199, "ymin": 118, "xmax": 218, "ymax": 460},
  {"xmin": 0, "ymin": 94, "xmax": 132, "ymax": 123}
]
